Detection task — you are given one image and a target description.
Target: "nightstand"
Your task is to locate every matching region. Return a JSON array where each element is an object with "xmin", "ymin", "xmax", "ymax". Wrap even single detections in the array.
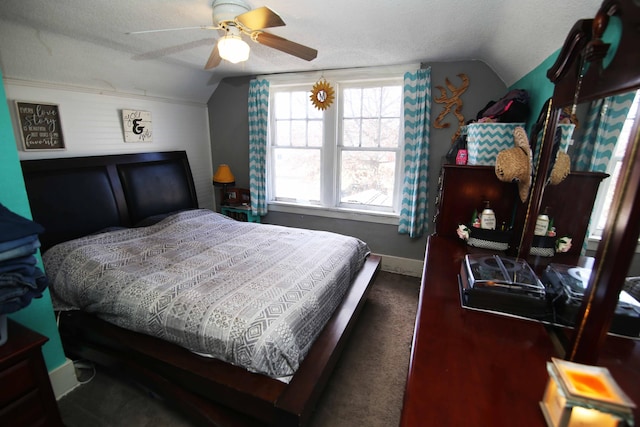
[
  {"xmin": 220, "ymin": 205, "xmax": 261, "ymax": 223},
  {"xmin": 0, "ymin": 319, "xmax": 64, "ymax": 426}
]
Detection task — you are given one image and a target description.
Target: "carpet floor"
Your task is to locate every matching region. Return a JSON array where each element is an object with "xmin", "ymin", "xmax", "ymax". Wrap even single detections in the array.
[{"xmin": 56, "ymin": 271, "xmax": 421, "ymax": 426}]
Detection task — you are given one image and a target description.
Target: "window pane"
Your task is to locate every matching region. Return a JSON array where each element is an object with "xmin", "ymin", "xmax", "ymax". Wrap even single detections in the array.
[
  {"xmin": 594, "ymin": 91, "xmax": 639, "ymax": 233},
  {"xmin": 274, "ymin": 92, "xmax": 291, "ymax": 119},
  {"xmin": 291, "ymin": 121, "xmax": 307, "ymax": 147},
  {"xmin": 380, "ymin": 118, "xmax": 400, "ymax": 147},
  {"xmin": 343, "ymin": 119, "xmax": 361, "ymax": 147},
  {"xmin": 615, "ymin": 119, "xmax": 633, "ymax": 157},
  {"xmin": 273, "ymin": 148, "xmax": 320, "ymax": 202},
  {"xmin": 343, "ymin": 88, "xmax": 362, "ymax": 117},
  {"xmin": 340, "ymin": 150, "xmax": 396, "ymax": 207},
  {"xmin": 275, "ymin": 120, "xmax": 290, "ymax": 146},
  {"xmin": 291, "ymin": 91, "xmax": 308, "ymax": 119},
  {"xmin": 362, "ymin": 87, "xmax": 382, "ymax": 117},
  {"xmin": 597, "ymin": 161, "xmax": 622, "ymax": 229},
  {"xmin": 341, "ymin": 84, "xmax": 402, "ymax": 150},
  {"xmin": 361, "ymin": 118, "xmax": 380, "ymax": 147},
  {"xmin": 381, "ymin": 86, "xmax": 402, "ymax": 117}
]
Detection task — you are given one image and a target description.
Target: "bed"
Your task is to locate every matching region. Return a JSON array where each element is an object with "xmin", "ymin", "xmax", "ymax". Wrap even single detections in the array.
[{"xmin": 21, "ymin": 151, "xmax": 381, "ymax": 426}]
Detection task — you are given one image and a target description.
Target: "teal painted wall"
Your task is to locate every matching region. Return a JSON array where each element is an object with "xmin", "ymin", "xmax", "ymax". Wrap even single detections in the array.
[
  {"xmin": 0, "ymin": 71, "xmax": 67, "ymax": 371},
  {"xmin": 509, "ymin": 49, "xmax": 559, "ymax": 133}
]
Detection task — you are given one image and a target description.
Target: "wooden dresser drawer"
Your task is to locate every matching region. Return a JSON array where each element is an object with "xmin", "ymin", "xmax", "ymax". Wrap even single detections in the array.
[
  {"xmin": 0, "ymin": 388, "xmax": 47, "ymax": 426},
  {"xmin": 0, "ymin": 320, "xmax": 63, "ymax": 427},
  {"xmin": 0, "ymin": 359, "xmax": 36, "ymax": 406}
]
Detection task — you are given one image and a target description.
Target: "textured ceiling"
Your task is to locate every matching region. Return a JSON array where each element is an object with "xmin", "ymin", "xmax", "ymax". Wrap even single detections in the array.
[{"xmin": 0, "ymin": 0, "xmax": 602, "ymax": 103}]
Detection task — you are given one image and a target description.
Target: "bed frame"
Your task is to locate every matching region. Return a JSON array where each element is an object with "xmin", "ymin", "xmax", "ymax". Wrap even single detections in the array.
[{"xmin": 21, "ymin": 151, "xmax": 381, "ymax": 426}]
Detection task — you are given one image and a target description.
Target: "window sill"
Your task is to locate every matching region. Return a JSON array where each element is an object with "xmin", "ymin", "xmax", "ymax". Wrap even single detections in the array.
[
  {"xmin": 587, "ymin": 236, "xmax": 640, "ymax": 253},
  {"xmin": 267, "ymin": 202, "xmax": 399, "ymax": 225}
]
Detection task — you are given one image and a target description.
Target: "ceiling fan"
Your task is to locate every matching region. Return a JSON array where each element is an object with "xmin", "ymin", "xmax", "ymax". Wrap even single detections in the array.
[{"xmin": 128, "ymin": 0, "xmax": 318, "ymax": 69}]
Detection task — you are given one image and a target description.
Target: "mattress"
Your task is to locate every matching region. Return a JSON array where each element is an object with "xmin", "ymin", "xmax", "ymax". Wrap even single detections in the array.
[{"xmin": 43, "ymin": 209, "xmax": 370, "ymax": 379}]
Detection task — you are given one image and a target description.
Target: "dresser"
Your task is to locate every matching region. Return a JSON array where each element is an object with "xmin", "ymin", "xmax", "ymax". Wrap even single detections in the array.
[
  {"xmin": 399, "ymin": 235, "xmax": 640, "ymax": 426},
  {"xmin": 0, "ymin": 320, "xmax": 63, "ymax": 427}
]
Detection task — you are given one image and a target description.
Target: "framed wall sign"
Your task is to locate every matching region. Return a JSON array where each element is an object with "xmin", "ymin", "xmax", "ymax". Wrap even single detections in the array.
[
  {"xmin": 15, "ymin": 101, "xmax": 66, "ymax": 150},
  {"xmin": 122, "ymin": 109, "xmax": 152, "ymax": 142}
]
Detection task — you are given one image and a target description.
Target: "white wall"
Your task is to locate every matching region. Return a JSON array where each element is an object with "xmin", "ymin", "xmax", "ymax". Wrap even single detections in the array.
[{"xmin": 4, "ymin": 79, "xmax": 214, "ymax": 210}]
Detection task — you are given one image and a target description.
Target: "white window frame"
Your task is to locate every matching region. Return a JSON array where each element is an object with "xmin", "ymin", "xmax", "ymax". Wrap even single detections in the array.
[
  {"xmin": 587, "ymin": 90, "xmax": 640, "ymax": 251},
  {"xmin": 261, "ymin": 65, "xmax": 418, "ymax": 225}
]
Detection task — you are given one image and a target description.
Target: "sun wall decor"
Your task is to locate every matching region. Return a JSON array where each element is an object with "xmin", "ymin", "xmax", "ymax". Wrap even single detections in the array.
[{"xmin": 310, "ymin": 78, "xmax": 335, "ymax": 111}]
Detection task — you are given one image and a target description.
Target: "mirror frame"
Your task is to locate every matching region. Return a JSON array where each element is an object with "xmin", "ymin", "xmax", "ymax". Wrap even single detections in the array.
[{"xmin": 519, "ymin": 0, "xmax": 640, "ymax": 363}]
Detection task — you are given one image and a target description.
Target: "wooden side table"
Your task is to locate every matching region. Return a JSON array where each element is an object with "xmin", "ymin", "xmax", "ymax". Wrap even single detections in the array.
[
  {"xmin": 221, "ymin": 205, "xmax": 261, "ymax": 223},
  {"xmin": 0, "ymin": 319, "xmax": 64, "ymax": 426}
]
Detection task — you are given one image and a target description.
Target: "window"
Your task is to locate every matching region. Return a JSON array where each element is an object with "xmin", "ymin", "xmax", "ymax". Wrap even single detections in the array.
[
  {"xmin": 589, "ymin": 90, "xmax": 640, "ymax": 239},
  {"xmin": 268, "ymin": 73, "xmax": 405, "ymax": 217}
]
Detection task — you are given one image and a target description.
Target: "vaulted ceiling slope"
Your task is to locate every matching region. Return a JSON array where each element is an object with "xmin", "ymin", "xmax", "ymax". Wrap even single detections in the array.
[{"xmin": 0, "ymin": 0, "xmax": 601, "ymax": 104}]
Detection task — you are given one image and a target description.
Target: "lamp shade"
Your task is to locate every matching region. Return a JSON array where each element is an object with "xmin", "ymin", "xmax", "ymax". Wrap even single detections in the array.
[
  {"xmin": 217, "ymin": 34, "xmax": 250, "ymax": 64},
  {"xmin": 213, "ymin": 164, "xmax": 235, "ymax": 186}
]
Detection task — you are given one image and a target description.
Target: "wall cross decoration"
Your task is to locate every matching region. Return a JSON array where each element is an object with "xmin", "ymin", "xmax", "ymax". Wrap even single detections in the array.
[{"xmin": 434, "ymin": 73, "xmax": 469, "ymax": 143}]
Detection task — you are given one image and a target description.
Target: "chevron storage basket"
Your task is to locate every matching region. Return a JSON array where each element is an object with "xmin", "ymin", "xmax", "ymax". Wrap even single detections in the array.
[
  {"xmin": 466, "ymin": 123, "xmax": 525, "ymax": 165},
  {"xmin": 533, "ymin": 123, "xmax": 575, "ymax": 166}
]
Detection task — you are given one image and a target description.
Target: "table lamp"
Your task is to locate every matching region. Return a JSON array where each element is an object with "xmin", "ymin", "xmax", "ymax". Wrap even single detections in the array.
[
  {"xmin": 212, "ymin": 164, "xmax": 235, "ymax": 206},
  {"xmin": 540, "ymin": 358, "xmax": 635, "ymax": 427}
]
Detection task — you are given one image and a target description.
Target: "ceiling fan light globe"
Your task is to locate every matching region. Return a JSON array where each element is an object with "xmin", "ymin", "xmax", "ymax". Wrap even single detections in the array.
[{"xmin": 218, "ymin": 35, "xmax": 250, "ymax": 64}]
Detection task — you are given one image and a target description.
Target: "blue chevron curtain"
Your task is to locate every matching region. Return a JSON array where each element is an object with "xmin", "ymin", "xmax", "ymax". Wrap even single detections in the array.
[
  {"xmin": 573, "ymin": 92, "xmax": 636, "ymax": 172},
  {"xmin": 398, "ymin": 68, "xmax": 431, "ymax": 238},
  {"xmin": 248, "ymin": 78, "xmax": 269, "ymax": 216},
  {"xmin": 572, "ymin": 91, "xmax": 635, "ymax": 254}
]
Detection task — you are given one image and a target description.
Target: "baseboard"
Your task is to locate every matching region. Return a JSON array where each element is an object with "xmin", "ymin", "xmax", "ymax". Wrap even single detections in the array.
[
  {"xmin": 49, "ymin": 357, "xmax": 80, "ymax": 399},
  {"xmin": 375, "ymin": 254, "xmax": 423, "ymax": 278}
]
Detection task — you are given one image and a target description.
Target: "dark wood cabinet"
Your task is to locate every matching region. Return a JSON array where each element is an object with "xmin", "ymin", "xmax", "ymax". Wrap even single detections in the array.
[
  {"xmin": 0, "ymin": 320, "xmax": 63, "ymax": 427},
  {"xmin": 537, "ymin": 170, "xmax": 608, "ymax": 257},
  {"xmin": 434, "ymin": 164, "xmax": 607, "ymax": 257},
  {"xmin": 434, "ymin": 164, "xmax": 519, "ymax": 240}
]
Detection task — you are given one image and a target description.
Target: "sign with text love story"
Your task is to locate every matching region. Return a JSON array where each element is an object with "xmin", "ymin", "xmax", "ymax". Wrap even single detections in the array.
[
  {"xmin": 122, "ymin": 109, "xmax": 152, "ymax": 142},
  {"xmin": 15, "ymin": 101, "xmax": 66, "ymax": 150}
]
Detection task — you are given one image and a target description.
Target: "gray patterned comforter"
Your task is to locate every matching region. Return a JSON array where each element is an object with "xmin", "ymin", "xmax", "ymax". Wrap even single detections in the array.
[{"xmin": 43, "ymin": 209, "xmax": 370, "ymax": 379}]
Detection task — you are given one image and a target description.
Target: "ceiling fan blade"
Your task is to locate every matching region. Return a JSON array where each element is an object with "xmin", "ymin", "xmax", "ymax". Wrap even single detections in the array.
[
  {"xmin": 133, "ymin": 38, "xmax": 214, "ymax": 61},
  {"xmin": 205, "ymin": 44, "xmax": 222, "ymax": 69},
  {"xmin": 127, "ymin": 25, "xmax": 217, "ymax": 35},
  {"xmin": 254, "ymin": 32, "xmax": 317, "ymax": 61},
  {"xmin": 236, "ymin": 6, "xmax": 285, "ymax": 30}
]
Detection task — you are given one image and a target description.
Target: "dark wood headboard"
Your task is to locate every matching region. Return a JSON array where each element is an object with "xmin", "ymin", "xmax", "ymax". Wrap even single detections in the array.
[{"xmin": 21, "ymin": 151, "xmax": 199, "ymax": 252}]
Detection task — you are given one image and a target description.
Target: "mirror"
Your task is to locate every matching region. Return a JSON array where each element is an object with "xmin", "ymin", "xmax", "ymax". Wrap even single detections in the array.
[
  {"xmin": 523, "ymin": 93, "xmax": 640, "ymax": 341},
  {"xmin": 520, "ymin": 0, "xmax": 640, "ymax": 362},
  {"xmin": 527, "ymin": 91, "xmax": 639, "ymax": 255}
]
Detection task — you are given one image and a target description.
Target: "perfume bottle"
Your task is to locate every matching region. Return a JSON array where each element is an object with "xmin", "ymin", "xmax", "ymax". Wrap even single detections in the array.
[
  {"xmin": 480, "ymin": 201, "xmax": 496, "ymax": 230},
  {"xmin": 534, "ymin": 207, "xmax": 550, "ymax": 236}
]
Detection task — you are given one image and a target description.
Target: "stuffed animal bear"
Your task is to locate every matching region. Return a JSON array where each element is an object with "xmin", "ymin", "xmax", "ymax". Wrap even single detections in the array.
[{"xmin": 495, "ymin": 126, "xmax": 532, "ymax": 203}]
